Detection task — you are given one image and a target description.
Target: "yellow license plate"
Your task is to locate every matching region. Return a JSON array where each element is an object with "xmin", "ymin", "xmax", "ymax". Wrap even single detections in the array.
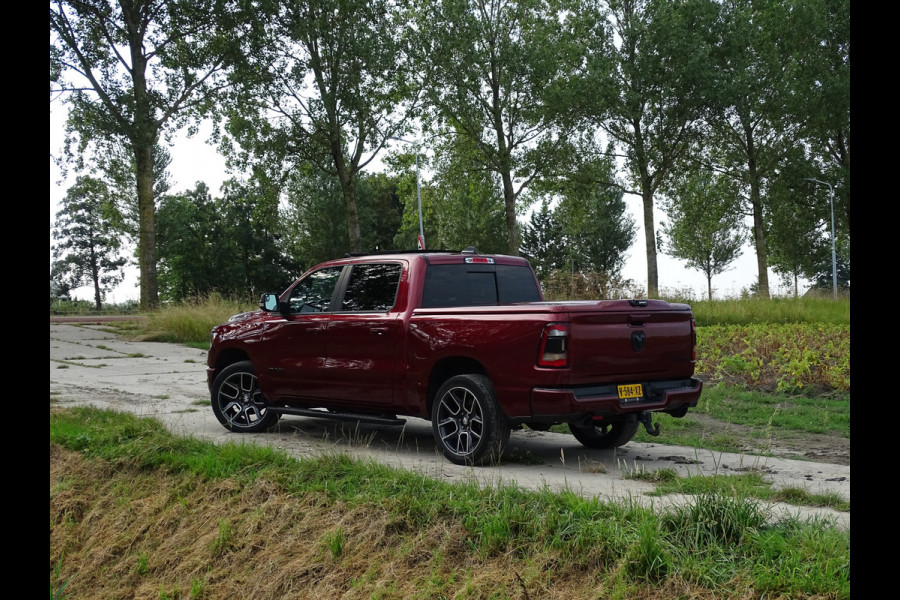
[{"xmin": 618, "ymin": 384, "xmax": 643, "ymax": 399}]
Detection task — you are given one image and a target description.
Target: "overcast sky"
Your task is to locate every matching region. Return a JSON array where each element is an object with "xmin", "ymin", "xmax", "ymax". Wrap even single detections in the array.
[{"xmin": 50, "ymin": 109, "xmax": 785, "ymax": 303}]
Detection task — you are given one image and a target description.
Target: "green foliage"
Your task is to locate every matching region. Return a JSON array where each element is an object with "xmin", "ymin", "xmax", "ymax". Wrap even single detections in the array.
[
  {"xmin": 224, "ymin": 0, "xmax": 419, "ymax": 253},
  {"xmin": 414, "ymin": 133, "xmax": 509, "ymax": 253},
  {"xmin": 586, "ymin": 0, "xmax": 720, "ymax": 296},
  {"xmin": 694, "ymin": 384, "xmax": 849, "ymax": 437},
  {"xmin": 416, "ymin": 0, "xmax": 589, "ymax": 254},
  {"xmin": 663, "ymin": 491, "xmax": 768, "ymax": 548},
  {"xmin": 695, "ymin": 323, "xmax": 850, "ymax": 392},
  {"xmin": 660, "ymin": 168, "xmax": 746, "ymax": 300},
  {"xmin": 135, "ymin": 552, "xmax": 149, "ymax": 575},
  {"xmin": 156, "ymin": 180, "xmax": 297, "ymax": 302},
  {"xmin": 209, "ymin": 519, "xmax": 233, "ymax": 556},
  {"xmin": 324, "ymin": 527, "xmax": 346, "ymax": 559},
  {"xmin": 541, "ymin": 270, "xmax": 645, "ymax": 301},
  {"xmin": 519, "ymin": 199, "xmax": 567, "ymax": 279},
  {"xmin": 282, "ymin": 167, "xmax": 404, "ymax": 267},
  {"xmin": 524, "ymin": 154, "xmax": 636, "ymax": 282}
]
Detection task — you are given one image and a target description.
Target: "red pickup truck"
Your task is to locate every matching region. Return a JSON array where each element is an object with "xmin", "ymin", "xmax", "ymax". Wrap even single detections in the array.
[{"xmin": 207, "ymin": 249, "xmax": 702, "ymax": 465}]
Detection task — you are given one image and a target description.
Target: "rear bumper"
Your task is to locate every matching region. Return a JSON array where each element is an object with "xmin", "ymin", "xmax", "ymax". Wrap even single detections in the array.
[{"xmin": 529, "ymin": 377, "xmax": 702, "ymax": 421}]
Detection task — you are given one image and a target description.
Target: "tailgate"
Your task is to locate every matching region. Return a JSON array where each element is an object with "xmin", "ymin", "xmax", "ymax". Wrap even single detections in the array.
[{"xmin": 564, "ymin": 300, "xmax": 696, "ymax": 384}]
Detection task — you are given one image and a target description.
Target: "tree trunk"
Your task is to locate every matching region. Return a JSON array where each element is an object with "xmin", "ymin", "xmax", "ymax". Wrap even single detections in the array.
[
  {"xmin": 135, "ymin": 141, "xmax": 159, "ymax": 309},
  {"xmin": 129, "ymin": 27, "xmax": 159, "ymax": 310},
  {"xmin": 341, "ymin": 181, "xmax": 362, "ymax": 254},
  {"xmin": 501, "ymin": 171, "xmax": 518, "ymax": 255},
  {"xmin": 749, "ymin": 180, "xmax": 769, "ymax": 299},
  {"xmin": 334, "ymin": 149, "xmax": 362, "ymax": 253},
  {"xmin": 642, "ymin": 188, "xmax": 659, "ymax": 298},
  {"xmin": 91, "ymin": 247, "xmax": 102, "ymax": 310},
  {"xmin": 744, "ymin": 120, "xmax": 769, "ymax": 299}
]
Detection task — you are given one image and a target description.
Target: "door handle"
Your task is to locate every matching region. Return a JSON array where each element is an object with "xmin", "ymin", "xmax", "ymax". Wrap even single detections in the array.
[{"xmin": 370, "ymin": 327, "xmax": 388, "ymax": 336}]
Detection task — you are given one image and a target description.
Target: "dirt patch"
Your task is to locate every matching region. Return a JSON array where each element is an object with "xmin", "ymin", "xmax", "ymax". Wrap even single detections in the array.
[{"xmin": 685, "ymin": 412, "xmax": 850, "ymax": 467}]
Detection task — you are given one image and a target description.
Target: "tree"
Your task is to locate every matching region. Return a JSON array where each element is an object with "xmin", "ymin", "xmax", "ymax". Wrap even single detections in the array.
[
  {"xmin": 355, "ymin": 172, "xmax": 404, "ymax": 253},
  {"xmin": 702, "ymin": 0, "xmax": 827, "ymax": 299},
  {"xmin": 421, "ymin": 134, "xmax": 508, "ymax": 253},
  {"xmin": 416, "ymin": 0, "xmax": 585, "ymax": 254},
  {"xmin": 586, "ymin": 0, "xmax": 719, "ymax": 297},
  {"xmin": 520, "ymin": 199, "xmax": 567, "ymax": 280},
  {"xmin": 156, "ymin": 182, "xmax": 216, "ymax": 301},
  {"xmin": 51, "ymin": 0, "xmax": 235, "ymax": 309},
  {"xmin": 282, "ymin": 167, "xmax": 404, "ymax": 270},
  {"xmin": 51, "ymin": 176, "xmax": 128, "ymax": 309},
  {"xmin": 660, "ymin": 169, "xmax": 745, "ymax": 301},
  {"xmin": 553, "ymin": 157, "xmax": 636, "ymax": 279},
  {"xmin": 225, "ymin": 0, "xmax": 420, "ymax": 254},
  {"xmin": 791, "ymin": 0, "xmax": 850, "ymax": 240},
  {"xmin": 764, "ymin": 150, "xmax": 832, "ymax": 298},
  {"xmin": 809, "ymin": 249, "xmax": 850, "ymax": 292},
  {"xmin": 157, "ymin": 179, "xmax": 295, "ymax": 302}
]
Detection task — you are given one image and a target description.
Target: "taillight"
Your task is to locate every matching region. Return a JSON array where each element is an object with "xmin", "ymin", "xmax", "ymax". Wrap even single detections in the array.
[
  {"xmin": 691, "ymin": 318, "xmax": 697, "ymax": 360},
  {"xmin": 538, "ymin": 323, "xmax": 568, "ymax": 368}
]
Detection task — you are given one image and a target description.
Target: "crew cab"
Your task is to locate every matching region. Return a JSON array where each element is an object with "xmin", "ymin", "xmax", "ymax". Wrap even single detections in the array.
[{"xmin": 207, "ymin": 249, "xmax": 702, "ymax": 465}]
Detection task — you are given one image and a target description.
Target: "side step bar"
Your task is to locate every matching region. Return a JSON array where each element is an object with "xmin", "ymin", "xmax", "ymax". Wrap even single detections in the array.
[{"xmin": 269, "ymin": 406, "xmax": 407, "ymax": 427}]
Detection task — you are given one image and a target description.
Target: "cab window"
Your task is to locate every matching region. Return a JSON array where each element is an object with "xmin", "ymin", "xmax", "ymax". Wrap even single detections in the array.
[
  {"xmin": 287, "ymin": 267, "xmax": 343, "ymax": 313},
  {"xmin": 340, "ymin": 263, "xmax": 402, "ymax": 312}
]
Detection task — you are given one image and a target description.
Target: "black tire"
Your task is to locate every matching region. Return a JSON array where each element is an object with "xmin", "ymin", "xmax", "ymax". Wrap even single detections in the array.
[
  {"xmin": 210, "ymin": 361, "xmax": 279, "ymax": 432},
  {"xmin": 569, "ymin": 419, "xmax": 639, "ymax": 449},
  {"xmin": 432, "ymin": 374, "xmax": 510, "ymax": 466}
]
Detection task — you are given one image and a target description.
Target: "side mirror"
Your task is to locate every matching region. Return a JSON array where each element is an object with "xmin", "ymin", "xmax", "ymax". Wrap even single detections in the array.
[{"xmin": 259, "ymin": 293, "xmax": 279, "ymax": 311}]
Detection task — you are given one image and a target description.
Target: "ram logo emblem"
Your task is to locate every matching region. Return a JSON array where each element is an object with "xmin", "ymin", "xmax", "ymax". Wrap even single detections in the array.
[{"xmin": 631, "ymin": 331, "xmax": 646, "ymax": 352}]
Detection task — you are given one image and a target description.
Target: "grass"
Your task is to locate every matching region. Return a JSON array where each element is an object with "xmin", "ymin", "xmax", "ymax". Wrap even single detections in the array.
[
  {"xmin": 627, "ymin": 469, "xmax": 849, "ymax": 512},
  {"xmin": 550, "ymin": 380, "xmax": 850, "ymax": 459},
  {"xmin": 51, "ymin": 406, "xmax": 850, "ymax": 599},
  {"xmin": 687, "ymin": 297, "xmax": 850, "ymax": 327},
  {"xmin": 695, "ymin": 384, "xmax": 849, "ymax": 437}
]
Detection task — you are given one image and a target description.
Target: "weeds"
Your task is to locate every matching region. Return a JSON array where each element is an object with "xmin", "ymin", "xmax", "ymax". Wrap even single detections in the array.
[
  {"xmin": 50, "ymin": 556, "xmax": 72, "ymax": 600},
  {"xmin": 209, "ymin": 519, "xmax": 233, "ymax": 555},
  {"xmin": 135, "ymin": 552, "xmax": 148, "ymax": 575},
  {"xmin": 324, "ymin": 527, "xmax": 345, "ymax": 559}
]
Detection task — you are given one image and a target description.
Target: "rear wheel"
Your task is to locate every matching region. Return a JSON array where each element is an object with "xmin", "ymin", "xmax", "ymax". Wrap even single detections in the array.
[
  {"xmin": 569, "ymin": 419, "xmax": 639, "ymax": 449},
  {"xmin": 211, "ymin": 361, "xmax": 279, "ymax": 432},
  {"xmin": 432, "ymin": 374, "xmax": 510, "ymax": 465}
]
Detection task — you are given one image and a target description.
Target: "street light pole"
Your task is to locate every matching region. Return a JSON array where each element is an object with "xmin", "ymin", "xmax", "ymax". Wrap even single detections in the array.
[
  {"xmin": 389, "ymin": 136, "xmax": 425, "ymax": 250},
  {"xmin": 805, "ymin": 178, "xmax": 838, "ymax": 300}
]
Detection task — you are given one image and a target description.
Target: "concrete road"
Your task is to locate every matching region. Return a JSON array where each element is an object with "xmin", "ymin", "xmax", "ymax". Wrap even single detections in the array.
[{"xmin": 50, "ymin": 322, "xmax": 850, "ymax": 529}]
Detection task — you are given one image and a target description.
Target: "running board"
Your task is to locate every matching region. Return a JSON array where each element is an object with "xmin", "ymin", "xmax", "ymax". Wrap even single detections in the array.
[{"xmin": 269, "ymin": 406, "xmax": 407, "ymax": 427}]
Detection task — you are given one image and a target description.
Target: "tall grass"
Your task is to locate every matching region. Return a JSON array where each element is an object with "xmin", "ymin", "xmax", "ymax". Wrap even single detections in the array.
[
  {"xmin": 141, "ymin": 293, "xmax": 254, "ymax": 344},
  {"xmin": 687, "ymin": 297, "xmax": 850, "ymax": 326}
]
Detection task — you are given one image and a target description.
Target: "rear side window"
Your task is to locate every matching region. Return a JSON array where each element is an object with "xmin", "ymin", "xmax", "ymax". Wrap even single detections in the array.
[
  {"xmin": 421, "ymin": 264, "xmax": 540, "ymax": 308},
  {"xmin": 340, "ymin": 263, "xmax": 402, "ymax": 312}
]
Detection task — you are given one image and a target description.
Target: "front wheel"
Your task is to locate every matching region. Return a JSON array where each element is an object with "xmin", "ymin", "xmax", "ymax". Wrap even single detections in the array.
[
  {"xmin": 210, "ymin": 361, "xmax": 279, "ymax": 432},
  {"xmin": 569, "ymin": 419, "xmax": 638, "ymax": 449},
  {"xmin": 432, "ymin": 374, "xmax": 510, "ymax": 466}
]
